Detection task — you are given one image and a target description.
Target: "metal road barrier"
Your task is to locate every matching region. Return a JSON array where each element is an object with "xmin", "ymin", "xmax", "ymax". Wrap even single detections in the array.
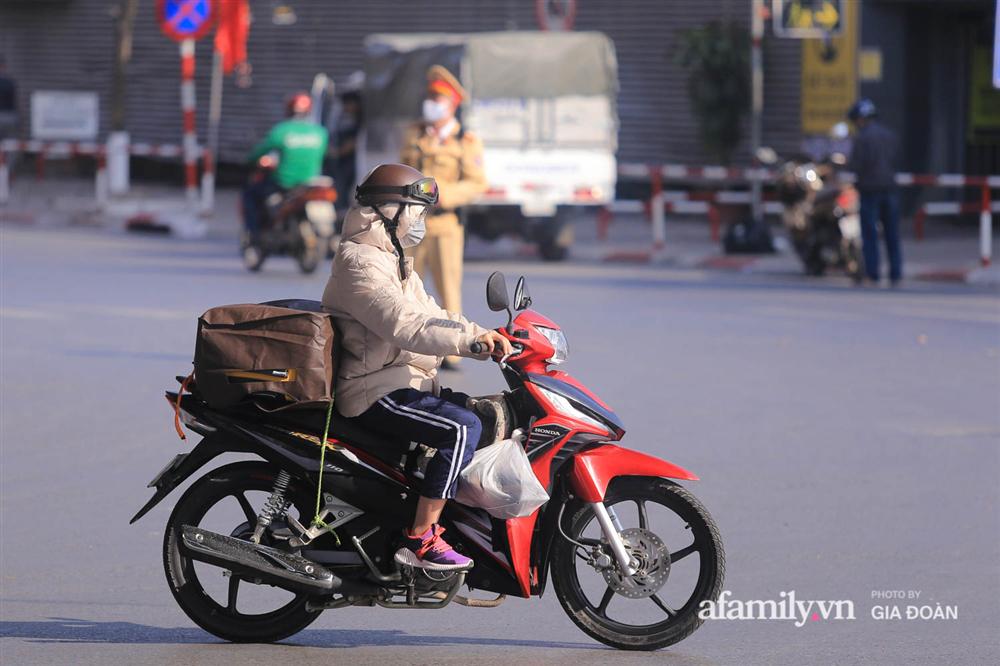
[
  {"xmin": 606, "ymin": 163, "xmax": 999, "ymax": 267},
  {"xmin": 0, "ymin": 138, "xmax": 208, "ymax": 214}
]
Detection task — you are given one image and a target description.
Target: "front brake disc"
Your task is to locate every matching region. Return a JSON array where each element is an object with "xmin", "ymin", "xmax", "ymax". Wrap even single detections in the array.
[{"xmin": 601, "ymin": 528, "xmax": 671, "ymax": 599}]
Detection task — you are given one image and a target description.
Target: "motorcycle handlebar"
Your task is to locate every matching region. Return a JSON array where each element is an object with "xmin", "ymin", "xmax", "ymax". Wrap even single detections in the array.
[{"xmin": 470, "ymin": 340, "xmax": 523, "ymax": 369}]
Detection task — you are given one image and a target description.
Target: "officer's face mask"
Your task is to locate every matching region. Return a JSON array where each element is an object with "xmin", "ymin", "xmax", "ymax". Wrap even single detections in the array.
[{"xmin": 422, "ymin": 97, "xmax": 452, "ymax": 124}]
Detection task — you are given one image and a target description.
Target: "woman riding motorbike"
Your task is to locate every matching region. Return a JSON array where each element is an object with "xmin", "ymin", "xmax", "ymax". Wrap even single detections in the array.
[{"xmin": 321, "ymin": 163, "xmax": 512, "ymax": 571}]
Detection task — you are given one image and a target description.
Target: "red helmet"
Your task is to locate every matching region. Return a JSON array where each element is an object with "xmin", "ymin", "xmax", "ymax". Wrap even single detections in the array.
[{"xmin": 286, "ymin": 92, "xmax": 312, "ymax": 117}]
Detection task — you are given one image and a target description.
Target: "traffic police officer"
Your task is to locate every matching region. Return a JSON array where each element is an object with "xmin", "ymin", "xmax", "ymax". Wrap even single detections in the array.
[{"xmin": 401, "ymin": 65, "xmax": 487, "ymax": 368}]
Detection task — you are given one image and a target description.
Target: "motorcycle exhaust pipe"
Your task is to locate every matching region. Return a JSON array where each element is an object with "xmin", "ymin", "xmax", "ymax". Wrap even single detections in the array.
[{"xmin": 180, "ymin": 525, "xmax": 377, "ymax": 596}]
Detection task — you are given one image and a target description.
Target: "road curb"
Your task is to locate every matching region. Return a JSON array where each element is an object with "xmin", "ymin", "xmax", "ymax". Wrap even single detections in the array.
[
  {"xmin": 579, "ymin": 240, "xmax": 1000, "ymax": 285},
  {"xmin": 914, "ymin": 265, "xmax": 1000, "ymax": 286}
]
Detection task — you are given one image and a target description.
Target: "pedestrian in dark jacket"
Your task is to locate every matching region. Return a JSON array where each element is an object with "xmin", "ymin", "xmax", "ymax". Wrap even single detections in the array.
[
  {"xmin": 0, "ymin": 56, "xmax": 18, "ymax": 139},
  {"xmin": 848, "ymin": 98, "xmax": 902, "ymax": 285}
]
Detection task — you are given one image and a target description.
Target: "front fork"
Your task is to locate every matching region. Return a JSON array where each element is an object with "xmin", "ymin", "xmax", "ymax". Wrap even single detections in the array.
[{"xmin": 590, "ymin": 502, "xmax": 637, "ymax": 576}]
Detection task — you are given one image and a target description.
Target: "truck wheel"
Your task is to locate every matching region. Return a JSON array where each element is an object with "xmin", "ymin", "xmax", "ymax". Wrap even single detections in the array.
[
  {"xmin": 538, "ymin": 219, "xmax": 574, "ymax": 262},
  {"xmin": 539, "ymin": 238, "xmax": 569, "ymax": 262}
]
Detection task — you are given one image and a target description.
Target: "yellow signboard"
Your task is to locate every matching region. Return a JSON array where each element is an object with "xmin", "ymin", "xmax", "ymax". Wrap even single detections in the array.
[
  {"xmin": 800, "ymin": 0, "xmax": 857, "ymax": 135},
  {"xmin": 859, "ymin": 48, "xmax": 882, "ymax": 82},
  {"xmin": 774, "ymin": 0, "xmax": 843, "ymax": 38},
  {"xmin": 969, "ymin": 45, "xmax": 1000, "ymax": 141}
]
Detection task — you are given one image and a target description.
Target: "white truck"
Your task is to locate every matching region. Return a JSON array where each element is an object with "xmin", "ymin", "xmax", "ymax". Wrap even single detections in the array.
[{"xmin": 359, "ymin": 31, "xmax": 619, "ymax": 260}]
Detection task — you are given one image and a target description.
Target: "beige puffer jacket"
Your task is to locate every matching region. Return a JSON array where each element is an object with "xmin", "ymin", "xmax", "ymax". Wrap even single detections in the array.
[{"xmin": 321, "ymin": 205, "xmax": 488, "ymax": 417}]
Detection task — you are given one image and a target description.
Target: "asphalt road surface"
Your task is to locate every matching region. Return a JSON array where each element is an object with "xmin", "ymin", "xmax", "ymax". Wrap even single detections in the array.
[{"xmin": 2, "ymin": 226, "xmax": 998, "ymax": 665}]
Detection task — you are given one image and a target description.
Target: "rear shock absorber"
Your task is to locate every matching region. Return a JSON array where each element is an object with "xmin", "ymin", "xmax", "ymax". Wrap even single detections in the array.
[{"xmin": 251, "ymin": 470, "xmax": 291, "ymax": 544}]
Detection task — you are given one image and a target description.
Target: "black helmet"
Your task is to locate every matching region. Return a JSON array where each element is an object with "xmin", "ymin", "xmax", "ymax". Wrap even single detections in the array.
[
  {"xmin": 847, "ymin": 98, "xmax": 877, "ymax": 122},
  {"xmin": 355, "ymin": 163, "xmax": 439, "ymax": 207}
]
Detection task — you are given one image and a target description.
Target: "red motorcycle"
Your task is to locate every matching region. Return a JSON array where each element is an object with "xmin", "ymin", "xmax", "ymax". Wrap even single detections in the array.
[{"xmin": 132, "ymin": 272, "xmax": 724, "ymax": 651}]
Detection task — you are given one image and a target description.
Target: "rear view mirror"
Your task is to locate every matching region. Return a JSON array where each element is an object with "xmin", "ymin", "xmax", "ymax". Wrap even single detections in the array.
[
  {"xmin": 486, "ymin": 271, "xmax": 510, "ymax": 312},
  {"xmin": 513, "ymin": 276, "xmax": 532, "ymax": 311}
]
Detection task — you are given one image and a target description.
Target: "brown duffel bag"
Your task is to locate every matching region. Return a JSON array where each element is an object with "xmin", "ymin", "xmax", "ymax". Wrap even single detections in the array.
[{"xmin": 193, "ymin": 300, "xmax": 336, "ymax": 410}]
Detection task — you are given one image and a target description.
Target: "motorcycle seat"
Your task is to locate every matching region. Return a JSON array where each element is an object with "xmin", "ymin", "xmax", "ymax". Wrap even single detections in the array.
[
  {"xmin": 268, "ymin": 406, "xmax": 412, "ymax": 470},
  {"xmin": 284, "ymin": 179, "xmax": 333, "ymax": 200}
]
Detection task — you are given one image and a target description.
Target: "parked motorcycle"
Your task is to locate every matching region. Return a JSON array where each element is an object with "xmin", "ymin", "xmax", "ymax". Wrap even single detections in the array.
[
  {"xmin": 131, "ymin": 273, "xmax": 725, "ymax": 651},
  {"xmin": 242, "ymin": 154, "xmax": 338, "ymax": 274},
  {"xmin": 763, "ymin": 147, "xmax": 864, "ymax": 280}
]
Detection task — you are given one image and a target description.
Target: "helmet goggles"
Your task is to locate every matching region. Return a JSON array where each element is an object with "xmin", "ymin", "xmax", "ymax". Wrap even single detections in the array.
[{"xmin": 356, "ymin": 177, "xmax": 439, "ymax": 206}]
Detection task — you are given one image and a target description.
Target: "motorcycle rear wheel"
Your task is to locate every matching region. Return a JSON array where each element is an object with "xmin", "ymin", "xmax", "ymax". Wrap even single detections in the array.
[
  {"xmin": 296, "ymin": 220, "xmax": 321, "ymax": 274},
  {"xmin": 162, "ymin": 461, "xmax": 322, "ymax": 643},
  {"xmin": 297, "ymin": 245, "xmax": 321, "ymax": 274},
  {"xmin": 550, "ymin": 477, "xmax": 725, "ymax": 651}
]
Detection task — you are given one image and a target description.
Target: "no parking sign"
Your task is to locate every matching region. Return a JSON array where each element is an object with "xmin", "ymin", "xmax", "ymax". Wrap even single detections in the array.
[{"xmin": 158, "ymin": 0, "xmax": 215, "ymax": 42}]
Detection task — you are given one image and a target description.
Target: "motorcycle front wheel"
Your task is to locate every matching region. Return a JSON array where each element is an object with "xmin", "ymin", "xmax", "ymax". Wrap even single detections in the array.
[
  {"xmin": 844, "ymin": 240, "xmax": 865, "ymax": 283},
  {"xmin": 550, "ymin": 477, "xmax": 725, "ymax": 651},
  {"xmin": 241, "ymin": 233, "xmax": 266, "ymax": 272},
  {"xmin": 162, "ymin": 461, "xmax": 322, "ymax": 643}
]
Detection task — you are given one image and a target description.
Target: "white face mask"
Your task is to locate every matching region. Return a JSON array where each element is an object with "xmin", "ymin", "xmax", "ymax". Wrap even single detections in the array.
[
  {"xmin": 397, "ymin": 204, "xmax": 428, "ymax": 248},
  {"xmin": 422, "ymin": 98, "xmax": 451, "ymax": 124}
]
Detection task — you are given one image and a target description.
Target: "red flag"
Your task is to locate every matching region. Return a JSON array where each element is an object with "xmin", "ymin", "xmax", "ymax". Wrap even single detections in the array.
[{"xmin": 214, "ymin": 0, "xmax": 249, "ymax": 74}]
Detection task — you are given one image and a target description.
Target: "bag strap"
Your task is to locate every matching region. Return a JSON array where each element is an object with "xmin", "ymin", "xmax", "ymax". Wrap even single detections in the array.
[
  {"xmin": 311, "ymin": 398, "xmax": 338, "ymax": 541},
  {"xmin": 173, "ymin": 373, "xmax": 194, "ymax": 440},
  {"xmin": 175, "ymin": 372, "xmax": 338, "ymax": 542}
]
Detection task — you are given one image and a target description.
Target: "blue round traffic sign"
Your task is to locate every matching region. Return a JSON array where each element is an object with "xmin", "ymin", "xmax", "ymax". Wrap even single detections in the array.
[{"xmin": 158, "ymin": 0, "xmax": 215, "ymax": 42}]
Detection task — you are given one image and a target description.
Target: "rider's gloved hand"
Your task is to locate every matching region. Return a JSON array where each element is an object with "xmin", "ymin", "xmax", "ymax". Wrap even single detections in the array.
[{"xmin": 473, "ymin": 330, "xmax": 514, "ymax": 360}]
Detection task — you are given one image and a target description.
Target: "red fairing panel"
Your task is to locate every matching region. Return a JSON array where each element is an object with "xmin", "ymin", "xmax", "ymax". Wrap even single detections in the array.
[
  {"xmin": 504, "ymin": 420, "xmax": 573, "ymax": 598},
  {"xmin": 506, "ymin": 512, "xmax": 537, "ymax": 597},
  {"xmin": 570, "ymin": 444, "xmax": 699, "ymax": 503}
]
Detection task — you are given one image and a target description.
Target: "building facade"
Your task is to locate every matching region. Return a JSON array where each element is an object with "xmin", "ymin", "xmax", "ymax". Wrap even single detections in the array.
[{"xmin": 0, "ymin": 0, "xmax": 996, "ymax": 176}]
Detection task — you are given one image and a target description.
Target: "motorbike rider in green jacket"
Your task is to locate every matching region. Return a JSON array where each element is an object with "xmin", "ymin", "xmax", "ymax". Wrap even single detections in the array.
[{"xmin": 243, "ymin": 92, "xmax": 329, "ymax": 242}]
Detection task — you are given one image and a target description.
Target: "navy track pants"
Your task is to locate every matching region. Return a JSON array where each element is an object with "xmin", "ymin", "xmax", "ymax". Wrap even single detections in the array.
[{"xmin": 355, "ymin": 387, "xmax": 481, "ymax": 500}]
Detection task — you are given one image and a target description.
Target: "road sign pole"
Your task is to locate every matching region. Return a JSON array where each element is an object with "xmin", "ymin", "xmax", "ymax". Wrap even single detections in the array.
[
  {"xmin": 0, "ymin": 148, "xmax": 9, "ymax": 205},
  {"xmin": 203, "ymin": 48, "xmax": 223, "ymax": 215},
  {"xmin": 981, "ymin": 183, "xmax": 993, "ymax": 267},
  {"xmin": 180, "ymin": 38, "xmax": 199, "ymax": 205},
  {"xmin": 160, "ymin": 0, "xmax": 214, "ymax": 208},
  {"xmin": 750, "ymin": 0, "xmax": 764, "ymax": 224}
]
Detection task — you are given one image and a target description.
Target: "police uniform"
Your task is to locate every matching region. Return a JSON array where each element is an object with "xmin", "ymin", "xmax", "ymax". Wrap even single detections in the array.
[{"xmin": 401, "ymin": 66, "xmax": 486, "ymax": 364}]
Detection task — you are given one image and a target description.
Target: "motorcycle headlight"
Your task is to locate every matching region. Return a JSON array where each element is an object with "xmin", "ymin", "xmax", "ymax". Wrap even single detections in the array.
[
  {"xmin": 534, "ymin": 386, "xmax": 608, "ymax": 434},
  {"xmin": 535, "ymin": 326, "xmax": 568, "ymax": 365}
]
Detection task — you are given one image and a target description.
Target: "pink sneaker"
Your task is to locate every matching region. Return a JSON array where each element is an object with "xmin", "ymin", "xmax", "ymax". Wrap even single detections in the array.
[{"xmin": 394, "ymin": 524, "xmax": 473, "ymax": 571}]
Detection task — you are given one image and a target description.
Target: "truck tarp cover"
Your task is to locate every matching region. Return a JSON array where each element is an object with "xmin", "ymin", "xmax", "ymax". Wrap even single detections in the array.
[
  {"xmin": 466, "ymin": 32, "xmax": 616, "ymax": 98},
  {"xmin": 363, "ymin": 32, "xmax": 617, "ymax": 118}
]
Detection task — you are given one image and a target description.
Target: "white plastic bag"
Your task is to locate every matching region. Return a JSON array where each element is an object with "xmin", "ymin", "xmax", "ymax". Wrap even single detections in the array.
[{"xmin": 455, "ymin": 429, "xmax": 549, "ymax": 519}]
